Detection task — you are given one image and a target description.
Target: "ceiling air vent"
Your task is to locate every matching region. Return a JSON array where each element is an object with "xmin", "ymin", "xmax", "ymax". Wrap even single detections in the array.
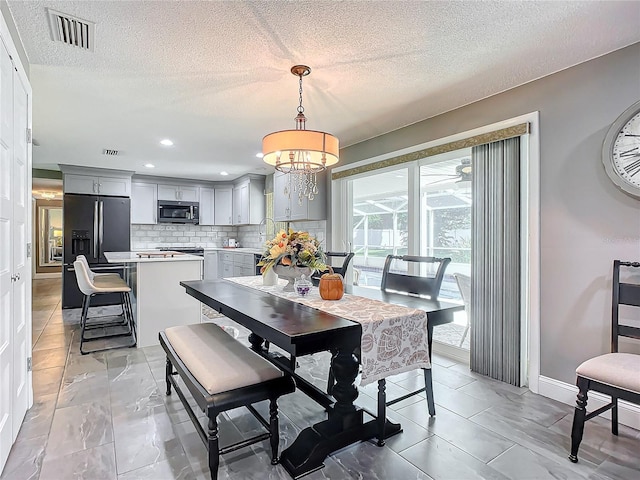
[
  {"xmin": 47, "ymin": 8, "xmax": 95, "ymax": 51},
  {"xmin": 103, "ymin": 149, "xmax": 119, "ymax": 156}
]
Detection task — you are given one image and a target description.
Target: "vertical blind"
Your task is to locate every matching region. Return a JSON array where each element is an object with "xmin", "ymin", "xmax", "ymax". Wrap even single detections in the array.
[{"xmin": 470, "ymin": 137, "xmax": 521, "ymax": 386}]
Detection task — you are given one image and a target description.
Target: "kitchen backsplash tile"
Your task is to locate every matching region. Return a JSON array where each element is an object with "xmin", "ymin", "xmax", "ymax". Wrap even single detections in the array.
[
  {"xmin": 131, "ymin": 220, "xmax": 327, "ymax": 251},
  {"xmin": 131, "ymin": 223, "xmax": 239, "ymax": 249}
]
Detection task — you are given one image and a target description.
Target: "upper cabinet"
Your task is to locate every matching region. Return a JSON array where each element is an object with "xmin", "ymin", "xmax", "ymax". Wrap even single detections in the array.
[
  {"xmin": 273, "ymin": 171, "xmax": 326, "ymax": 222},
  {"xmin": 199, "ymin": 187, "xmax": 215, "ymax": 226},
  {"xmin": 60, "ymin": 166, "xmax": 133, "ymax": 197},
  {"xmin": 232, "ymin": 175, "xmax": 265, "ymax": 225},
  {"xmin": 214, "ymin": 185, "xmax": 233, "ymax": 225},
  {"xmin": 157, "ymin": 184, "xmax": 199, "ymax": 202},
  {"xmin": 64, "ymin": 174, "xmax": 131, "ymax": 197},
  {"xmin": 131, "ymin": 182, "xmax": 157, "ymax": 224}
]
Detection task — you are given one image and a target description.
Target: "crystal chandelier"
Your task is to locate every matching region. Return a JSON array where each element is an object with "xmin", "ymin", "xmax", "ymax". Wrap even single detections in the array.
[{"xmin": 262, "ymin": 65, "xmax": 339, "ymax": 204}]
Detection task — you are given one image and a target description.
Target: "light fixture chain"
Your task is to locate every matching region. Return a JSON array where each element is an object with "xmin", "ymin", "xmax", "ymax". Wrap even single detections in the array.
[{"xmin": 298, "ymin": 74, "xmax": 304, "ymax": 114}]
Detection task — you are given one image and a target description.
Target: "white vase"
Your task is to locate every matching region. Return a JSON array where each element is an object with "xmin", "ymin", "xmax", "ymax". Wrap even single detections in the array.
[
  {"xmin": 272, "ymin": 265, "xmax": 312, "ymax": 292},
  {"xmin": 262, "ymin": 268, "xmax": 278, "ymax": 286}
]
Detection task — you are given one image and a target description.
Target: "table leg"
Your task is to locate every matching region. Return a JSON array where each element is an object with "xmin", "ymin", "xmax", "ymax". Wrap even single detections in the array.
[
  {"xmin": 280, "ymin": 347, "xmax": 367, "ymax": 478},
  {"xmin": 248, "ymin": 333, "xmax": 264, "ymax": 352}
]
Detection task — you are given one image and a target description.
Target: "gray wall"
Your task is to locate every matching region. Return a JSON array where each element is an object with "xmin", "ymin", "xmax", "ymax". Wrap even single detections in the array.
[{"xmin": 339, "ymin": 43, "xmax": 640, "ymax": 385}]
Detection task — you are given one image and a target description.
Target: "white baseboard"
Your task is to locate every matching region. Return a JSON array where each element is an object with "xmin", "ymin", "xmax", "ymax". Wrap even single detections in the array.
[
  {"xmin": 432, "ymin": 340, "xmax": 470, "ymax": 364},
  {"xmin": 538, "ymin": 376, "xmax": 640, "ymax": 431}
]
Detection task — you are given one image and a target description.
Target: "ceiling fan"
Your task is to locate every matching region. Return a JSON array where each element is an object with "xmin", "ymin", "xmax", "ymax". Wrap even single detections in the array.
[{"xmin": 421, "ymin": 158, "xmax": 472, "ymax": 186}]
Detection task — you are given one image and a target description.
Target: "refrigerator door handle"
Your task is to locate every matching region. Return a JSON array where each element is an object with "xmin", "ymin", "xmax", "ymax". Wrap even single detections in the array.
[
  {"xmin": 93, "ymin": 201, "xmax": 99, "ymax": 260},
  {"xmin": 99, "ymin": 201, "xmax": 104, "ymax": 259}
]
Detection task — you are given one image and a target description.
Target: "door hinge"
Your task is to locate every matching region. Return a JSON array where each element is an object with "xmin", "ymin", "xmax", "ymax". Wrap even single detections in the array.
[
  {"xmin": 27, "ymin": 243, "xmax": 32, "ymax": 258},
  {"xmin": 26, "ymin": 128, "xmax": 32, "ymax": 144},
  {"xmin": 27, "ymin": 357, "xmax": 32, "ymax": 372}
]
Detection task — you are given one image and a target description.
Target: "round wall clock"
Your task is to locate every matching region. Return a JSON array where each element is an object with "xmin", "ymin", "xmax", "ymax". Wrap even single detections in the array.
[{"xmin": 602, "ymin": 100, "xmax": 640, "ymax": 199}]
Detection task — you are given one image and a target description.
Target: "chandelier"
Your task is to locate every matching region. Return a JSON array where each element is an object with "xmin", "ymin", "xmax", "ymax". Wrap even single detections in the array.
[{"xmin": 262, "ymin": 65, "xmax": 339, "ymax": 204}]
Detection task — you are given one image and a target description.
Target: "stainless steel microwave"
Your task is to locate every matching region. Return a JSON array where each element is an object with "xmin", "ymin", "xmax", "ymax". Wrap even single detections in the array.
[{"xmin": 157, "ymin": 200, "xmax": 199, "ymax": 224}]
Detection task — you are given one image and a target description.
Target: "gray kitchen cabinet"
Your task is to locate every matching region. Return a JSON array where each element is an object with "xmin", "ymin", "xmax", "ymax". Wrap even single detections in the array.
[
  {"xmin": 204, "ymin": 251, "xmax": 218, "ymax": 279},
  {"xmin": 232, "ymin": 175, "xmax": 265, "ymax": 225},
  {"xmin": 214, "ymin": 186, "xmax": 233, "ymax": 225},
  {"xmin": 64, "ymin": 173, "xmax": 131, "ymax": 197},
  {"xmin": 219, "ymin": 251, "xmax": 258, "ymax": 278},
  {"xmin": 273, "ymin": 171, "xmax": 326, "ymax": 221},
  {"xmin": 131, "ymin": 182, "xmax": 157, "ymax": 224},
  {"xmin": 157, "ymin": 184, "xmax": 199, "ymax": 202},
  {"xmin": 199, "ymin": 187, "xmax": 215, "ymax": 226}
]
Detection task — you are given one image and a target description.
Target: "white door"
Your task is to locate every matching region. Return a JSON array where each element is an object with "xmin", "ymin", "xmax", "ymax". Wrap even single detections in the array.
[
  {"xmin": 0, "ymin": 38, "xmax": 14, "ymax": 472},
  {"xmin": 11, "ymin": 71, "xmax": 29, "ymax": 441},
  {"xmin": 157, "ymin": 185, "xmax": 179, "ymax": 201},
  {"xmin": 179, "ymin": 186, "xmax": 198, "ymax": 202}
]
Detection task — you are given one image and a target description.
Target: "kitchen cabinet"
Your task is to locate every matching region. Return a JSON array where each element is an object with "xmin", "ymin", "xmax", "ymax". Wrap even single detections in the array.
[
  {"xmin": 204, "ymin": 251, "xmax": 218, "ymax": 279},
  {"xmin": 157, "ymin": 184, "xmax": 199, "ymax": 202},
  {"xmin": 199, "ymin": 187, "xmax": 215, "ymax": 226},
  {"xmin": 219, "ymin": 251, "xmax": 258, "ymax": 278},
  {"xmin": 131, "ymin": 182, "xmax": 157, "ymax": 224},
  {"xmin": 232, "ymin": 175, "xmax": 265, "ymax": 225},
  {"xmin": 214, "ymin": 186, "xmax": 233, "ymax": 225},
  {"xmin": 64, "ymin": 174, "xmax": 131, "ymax": 197},
  {"xmin": 273, "ymin": 171, "xmax": 326, "ymax": 221}
]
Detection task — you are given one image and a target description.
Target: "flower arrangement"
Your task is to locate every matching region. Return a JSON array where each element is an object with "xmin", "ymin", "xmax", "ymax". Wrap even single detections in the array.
[{"xmin": 258, "ymin": 229, "xmax": 327, "ymax": 274}]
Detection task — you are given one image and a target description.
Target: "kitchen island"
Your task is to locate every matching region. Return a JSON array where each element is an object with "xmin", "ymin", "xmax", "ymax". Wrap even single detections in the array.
[{"xmin": 104, "ymin": 251, "xmax": 203, "ymax": 347}]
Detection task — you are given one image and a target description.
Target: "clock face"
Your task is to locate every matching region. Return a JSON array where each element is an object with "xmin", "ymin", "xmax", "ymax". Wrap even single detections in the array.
[{"xmin": 603, "ymin": 101, "xmax": 640, "ymax": 199}]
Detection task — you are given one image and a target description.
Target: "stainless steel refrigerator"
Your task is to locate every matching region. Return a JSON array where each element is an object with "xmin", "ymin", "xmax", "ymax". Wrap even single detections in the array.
[{"xmin": 63, "ymin": 194, "xmax": 131, "ymax": 309}]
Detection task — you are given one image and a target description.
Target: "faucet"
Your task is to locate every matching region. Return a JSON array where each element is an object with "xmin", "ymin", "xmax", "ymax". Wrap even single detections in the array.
[{"xmin": 258, "ymin": 217, "xmax": 276, "ymax": 243}]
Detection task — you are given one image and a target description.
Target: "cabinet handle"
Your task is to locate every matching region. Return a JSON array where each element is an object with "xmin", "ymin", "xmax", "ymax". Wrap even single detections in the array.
[
  {"xmin": 93, "ymin": 181, "xmax": 97, "ymax": 193},
  {"xmin": 98, "ymin": 183, "xmax": 102, "ymax": 193}
]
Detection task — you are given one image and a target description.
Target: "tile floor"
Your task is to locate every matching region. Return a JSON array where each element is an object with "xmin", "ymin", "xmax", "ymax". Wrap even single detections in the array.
[{"xmin": 1, "ymin": 278, "xmax": 638, "ymax": 479}]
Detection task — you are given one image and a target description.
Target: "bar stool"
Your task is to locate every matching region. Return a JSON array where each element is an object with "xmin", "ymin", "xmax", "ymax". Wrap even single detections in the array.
[
  {"xmin": 75, "ymin": 255, "xmax": 131, "ymax": 327},
  {"xmin": 74, "ymin": 259, "xmax": 136, "ymax": 354}
]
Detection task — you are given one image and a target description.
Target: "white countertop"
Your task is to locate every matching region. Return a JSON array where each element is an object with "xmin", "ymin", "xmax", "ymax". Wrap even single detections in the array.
[
  {"xmin": 203, "ymin": 247, "xmax": 263, "ymax": 255},
  {"xmin": 105, "ymin": 251, "xmax": 204, "ymax": 264}
]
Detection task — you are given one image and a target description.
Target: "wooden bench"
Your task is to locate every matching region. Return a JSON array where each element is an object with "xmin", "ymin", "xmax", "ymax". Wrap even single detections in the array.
[{"xmin": 159, "ymin": 324, "xmax": 295, "ymax": 480}]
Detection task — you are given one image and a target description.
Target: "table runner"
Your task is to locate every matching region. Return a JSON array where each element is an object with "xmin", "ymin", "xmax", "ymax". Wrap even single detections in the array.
[{"xmin": 227, "ymin": 276, "xmax": 431, "ymax": 386}]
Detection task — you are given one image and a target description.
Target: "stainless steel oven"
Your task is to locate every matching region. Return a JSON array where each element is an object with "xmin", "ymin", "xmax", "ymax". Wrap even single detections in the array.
[{"xmin": 157, "ymin": 200, "xmax": 199, "ymax": 224}]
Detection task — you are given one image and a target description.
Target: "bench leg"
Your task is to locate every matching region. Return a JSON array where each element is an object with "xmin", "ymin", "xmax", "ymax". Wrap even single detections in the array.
[
  {"xmin": 569, "ymin": 377, "xmax": 589, "ymax": 463},
  {"xmin": 208, "ymin": 415, "xmax": 220, "ymax": 480},
  {"xmin": 612, "ymin": 396, "xmax": 618, "ymax": 436},
  {"xmin": 165, "ymin": 357, "xmax": 173, "ymax": 396},
  {"xmin": 269, "ymin": 399, "xmax": 280, "ymax": 465}
]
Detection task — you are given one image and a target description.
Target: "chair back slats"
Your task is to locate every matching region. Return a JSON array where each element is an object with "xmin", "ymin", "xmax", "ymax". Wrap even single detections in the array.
[
  {"xmin": 324, "ymin": 252, "xmax": 355, "ymax": 276},
  {"xmin": 618, "ymin": 283, "xmax": 640, "ymax": 307},
  {"xmin": 611, "ymin": 260, "xmax": 640, "ymax": 352},
  {"xmin": 381, "ymin": 255, "xmax": 451, "ymax": 298},
  {"xmin": 618, "ymin": 325, "xmax": 640, "ymax": 341}
]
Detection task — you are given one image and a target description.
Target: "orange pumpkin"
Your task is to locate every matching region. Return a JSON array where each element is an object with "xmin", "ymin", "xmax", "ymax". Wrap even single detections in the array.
[{"xmin": 319, "ymin": 266, "xmax": 344, "ymax": 300}]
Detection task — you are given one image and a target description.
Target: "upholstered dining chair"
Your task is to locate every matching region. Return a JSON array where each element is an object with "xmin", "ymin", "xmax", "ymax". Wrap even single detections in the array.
[
  {"xmin": 568, "ymin": 260, "xmax": 640, "ymax": 463},
  {"xmin": 376, "ymin": 255, "xmax": 451, "ymax": 444},
  {"xmin": 453, "ymin": 273, "xmax": 471, "ymax": 347}
]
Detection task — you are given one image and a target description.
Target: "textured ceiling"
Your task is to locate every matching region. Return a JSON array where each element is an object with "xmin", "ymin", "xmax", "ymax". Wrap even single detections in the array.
[{"xmin": 8, "ymin": 1, "xmax": 640, "ymax": 181}]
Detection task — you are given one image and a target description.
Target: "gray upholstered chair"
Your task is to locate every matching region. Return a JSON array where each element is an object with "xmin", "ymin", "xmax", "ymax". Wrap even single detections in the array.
[{"xmin": 569, "ymin": 260, "xmax": 640, "ymax": 463}]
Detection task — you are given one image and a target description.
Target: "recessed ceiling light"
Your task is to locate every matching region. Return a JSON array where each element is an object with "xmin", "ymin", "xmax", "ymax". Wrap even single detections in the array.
[
  {"xmin": 220, "ymin": 171, "xmax": 229, "ymax": 176},
  {"xmin": 255, "ymin": 153, "xmax": 264, "ymax": 158},
  {"xmin": 144, "ymin": 163, "xmax": 155, "ymax": 168},
  {"xmin": 160, "ymin": 139, "xmax": 174, "ymax": 146}
]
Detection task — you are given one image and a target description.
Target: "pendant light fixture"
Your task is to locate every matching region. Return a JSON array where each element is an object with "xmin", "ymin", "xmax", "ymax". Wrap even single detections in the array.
[{"xmin": 262, "ymin": 65, "xmax": 339, "ymax": 204}]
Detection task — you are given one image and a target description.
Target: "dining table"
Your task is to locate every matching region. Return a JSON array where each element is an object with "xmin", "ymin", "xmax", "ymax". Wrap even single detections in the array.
[{"xmin": 180, "ymin": 277, "xmax": 463, "ymax": 478}]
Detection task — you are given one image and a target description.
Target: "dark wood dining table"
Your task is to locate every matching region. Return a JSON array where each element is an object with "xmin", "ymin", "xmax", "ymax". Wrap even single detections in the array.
[{"xmin": 180, "ymin": 279, "xmax": 463, "ymax": 479}]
